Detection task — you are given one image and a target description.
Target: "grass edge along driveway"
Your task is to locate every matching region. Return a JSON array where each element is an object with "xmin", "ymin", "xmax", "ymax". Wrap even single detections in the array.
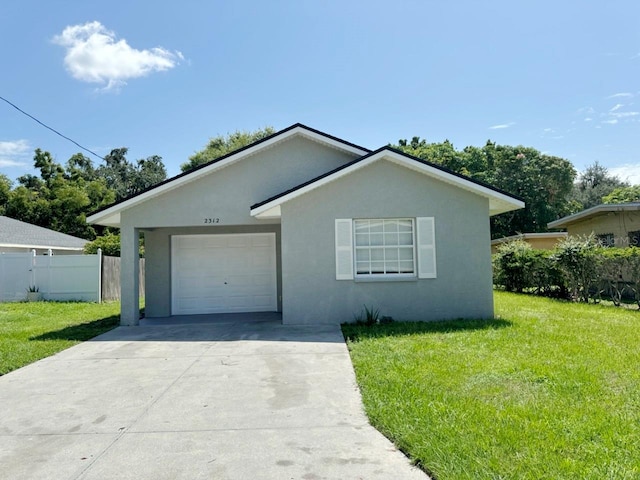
[
  {"xmin": 342, "ymin": 291, "xmax": 640, "ymax": 480},
  {"xmin": 0, "ymin": 301, "xmax": 120, "ymax": 376}
]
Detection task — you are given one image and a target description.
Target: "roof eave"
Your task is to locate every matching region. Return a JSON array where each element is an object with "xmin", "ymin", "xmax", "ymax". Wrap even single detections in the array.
[
  {"xmin": 251, "ymin": 149, "xmax": 525, "ymax": 218},
  {"xmin": 547, "ymin": 203, "xmax": 640, "ymax": 229},
  {"xmin": 87, "ymin": 124, "xmax": 370, "ymax": 227},
  {"xmin": 0, "ymin": 243, "xmax": 86, "ymax": 250}
]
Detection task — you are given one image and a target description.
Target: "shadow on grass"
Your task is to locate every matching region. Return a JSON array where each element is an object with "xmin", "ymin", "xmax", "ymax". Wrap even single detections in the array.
[
  {"xmin": 30, "ymin": 314, "xmax": 120, "ymax": 342},
  {"xmin": 342, "ymin": 317, "xmax": 512, "ymax": 342}
]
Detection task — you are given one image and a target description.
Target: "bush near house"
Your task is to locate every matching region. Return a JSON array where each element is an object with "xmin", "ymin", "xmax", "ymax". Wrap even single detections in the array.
[{"xmin": 493, "ymin": 236, "xmax": 640, "ymax": 306}]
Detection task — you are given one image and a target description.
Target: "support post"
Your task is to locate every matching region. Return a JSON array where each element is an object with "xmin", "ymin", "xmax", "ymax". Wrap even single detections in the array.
[{"xmin": 120, "ymin": 226, "xmax": 140, "ymax": 326}]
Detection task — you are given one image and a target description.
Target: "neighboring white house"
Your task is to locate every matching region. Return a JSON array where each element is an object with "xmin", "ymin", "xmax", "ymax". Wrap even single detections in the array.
[
  {"xmin": 88, "ymin": 123, "xmax": 524, "ymax": 326},
  {"xmin": 0, "ymin": 216, "xmax": 88, "ymax": 255}
]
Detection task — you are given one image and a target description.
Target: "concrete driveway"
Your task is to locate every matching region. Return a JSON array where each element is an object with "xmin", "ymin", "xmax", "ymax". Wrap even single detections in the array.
[{"xmin": 0, "ymin": 316, "xmax": 428, "ymax": 479}]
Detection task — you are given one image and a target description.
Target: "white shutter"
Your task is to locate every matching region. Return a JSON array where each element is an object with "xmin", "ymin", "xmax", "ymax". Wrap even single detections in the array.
[
  {"xmin": 335, "ymin": 219, "xmax": 354, "ymax": 280},
  {"xmin": 417, "ymin": 217, "xmax": 437, "ymax": 278}
]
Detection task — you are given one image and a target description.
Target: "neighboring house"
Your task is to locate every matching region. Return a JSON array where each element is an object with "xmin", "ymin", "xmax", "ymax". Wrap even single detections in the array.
[
  {"xmin": 491, "ymin": 232, "xmax": 568, "ymax": 254},
  {"xmin": 88, "ymin": 124, "xmax": 524, "ymax": 326},
  {"xmin": 0, "ymin": 216, "xmax": 88, "ymax": 255},
  {"xmin": 548, "ymin": 203, "xmax": 640, "ymax": 248}
]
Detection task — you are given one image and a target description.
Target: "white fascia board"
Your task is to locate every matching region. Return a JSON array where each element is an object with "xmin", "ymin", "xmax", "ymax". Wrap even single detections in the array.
[
  {"xmin": 87, "ymin": 125, "xmax": 369, "ymax": 227},
  {"xmin": 251, "ymin": 150, "xmax": 524, "ymax": 218}
]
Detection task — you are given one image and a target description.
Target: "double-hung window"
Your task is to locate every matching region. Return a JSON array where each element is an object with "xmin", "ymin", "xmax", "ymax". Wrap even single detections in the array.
[
  {"xmin": 335, "ymin": 217, "xmax": 436, "ymax": 280},
  {"xmin": 354, "ymin": 219, "xmax": 415, "ymax": 277}
]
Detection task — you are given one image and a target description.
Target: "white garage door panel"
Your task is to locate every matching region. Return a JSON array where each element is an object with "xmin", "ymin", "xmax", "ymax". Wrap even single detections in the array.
[{"xmin": 171, "ymin": 233, "xmax": 277, "ymax": 315}]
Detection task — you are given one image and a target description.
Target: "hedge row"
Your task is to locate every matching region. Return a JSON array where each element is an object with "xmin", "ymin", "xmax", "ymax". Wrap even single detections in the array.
[{"xmin": 493, "ymin": 236, "xmax": 640, "ymax": 306}]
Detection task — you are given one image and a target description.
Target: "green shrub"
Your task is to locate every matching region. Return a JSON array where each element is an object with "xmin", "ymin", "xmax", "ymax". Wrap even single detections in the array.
[
  {"xmin": 494, "ymin": 235, "xmax": 640, "ymax": 307},
  {"xmin": 552, "ymin": 235, "xmax": 600, "ymax": 302},
  {"xmin": 597, "ymin": 246, "xmax": 640, "ymax": 307},
  {"xmin": 493, "ymin": 240, "xmax": 562, "ymax": 295},
  {"xmin": 493, "ymin": 240, "xmax": 536, "ymax": 293},
  {"xmin": 84, "ymin": 232, "xmax": 145, "ymax": 257}
]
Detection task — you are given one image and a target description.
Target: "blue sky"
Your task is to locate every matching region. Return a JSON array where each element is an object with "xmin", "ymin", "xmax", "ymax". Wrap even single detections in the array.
[{"xmin": 1, "ymin": 1, "xmax": 639, "ymax": 184}]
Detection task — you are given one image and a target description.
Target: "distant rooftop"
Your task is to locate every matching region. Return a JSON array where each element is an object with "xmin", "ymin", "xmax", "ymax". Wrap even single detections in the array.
[
  {"xmin": 0, "ymin": 216, "xmax": 88, "ymax": 251},
  {"xmin": 548, "ymin": 203, "xmax": 640, "ymax": 229},
  {"xmin": 491, "ymin": 232, "xmax": 568, "ymax": 245}
]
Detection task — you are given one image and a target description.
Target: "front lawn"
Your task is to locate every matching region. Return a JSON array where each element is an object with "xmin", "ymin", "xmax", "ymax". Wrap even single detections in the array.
[
  {"xmin": 343, "ymin": 291, "xmax": 640, "ymax": 479},
  {"xmin": 0, "ymin": 301, "xmax": 120, "ymax": 375}
]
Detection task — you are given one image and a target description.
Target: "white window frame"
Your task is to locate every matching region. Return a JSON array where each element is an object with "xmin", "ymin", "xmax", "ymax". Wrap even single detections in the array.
[
  {"xmin": 353, "ymin": 218, "xmax": 417, "ymax": 279},
  {"xmin": 335, "ymin": 217, "xmax": 436, "ymax": 281}
]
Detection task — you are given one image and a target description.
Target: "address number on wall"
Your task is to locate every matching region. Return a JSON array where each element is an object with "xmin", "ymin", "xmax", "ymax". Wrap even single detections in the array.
[{"xmin": 204, "ymin": 218, "xmax": 220, "ymax": 224}]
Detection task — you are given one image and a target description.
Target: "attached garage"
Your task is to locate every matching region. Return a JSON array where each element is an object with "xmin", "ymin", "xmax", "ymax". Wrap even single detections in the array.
[{"xmin": 171, "ymin": 233, "xmax": 277, "ymax": 315}]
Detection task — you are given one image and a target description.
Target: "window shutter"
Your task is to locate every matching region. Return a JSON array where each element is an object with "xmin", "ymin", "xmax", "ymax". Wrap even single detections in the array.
[
  {"xmin": 335, "ymin": 219, "xmax": 354, "ymax": 280},
  {"xmin": 416, "ymin": 217, "xmax": 437, "ymax": 278}
]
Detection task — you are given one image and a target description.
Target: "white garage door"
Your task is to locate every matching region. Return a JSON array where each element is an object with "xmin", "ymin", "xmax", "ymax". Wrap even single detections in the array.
[{"xmin": 171, "ymin": 233, "xmax": 277, "ymax": 315}]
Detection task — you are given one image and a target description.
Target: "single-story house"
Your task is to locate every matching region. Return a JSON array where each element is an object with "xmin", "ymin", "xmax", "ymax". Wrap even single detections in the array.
[
  {"xmin": 87, "ymin": 124, "xmax": 524, "ymax": 326},
  {"xmin": 491, "ymin": 232, "xmax": 568, "ymax": 254},
  {"xmin": 0, "ymin": 216, "xmax": 88, "ymax": 255},
  {"xmin": 548, "ymin": 203, "xmax": 640, "ymax": 248}
]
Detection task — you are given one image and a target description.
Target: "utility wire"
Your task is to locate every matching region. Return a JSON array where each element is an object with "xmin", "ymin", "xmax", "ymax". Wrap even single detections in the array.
[{"xmin": 0, "ymin": 95, "xmax": 105, "ymax": 161}]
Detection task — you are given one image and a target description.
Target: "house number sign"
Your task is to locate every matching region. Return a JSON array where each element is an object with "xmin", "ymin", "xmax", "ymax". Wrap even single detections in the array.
[{"xmin": 204, "ymin": 218, "xmax": 220, "ymax": 224}]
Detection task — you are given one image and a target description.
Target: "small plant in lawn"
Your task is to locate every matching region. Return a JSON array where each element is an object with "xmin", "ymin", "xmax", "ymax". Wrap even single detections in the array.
[{"xmin": 354, "ymin": 305, "xmax": 381, "ymax": 326}]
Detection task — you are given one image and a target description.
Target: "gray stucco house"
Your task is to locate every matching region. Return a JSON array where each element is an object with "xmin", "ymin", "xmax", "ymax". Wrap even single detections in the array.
[{"xmin": 87, "ymin": 124, "xmax": 523, "ymax": 326}]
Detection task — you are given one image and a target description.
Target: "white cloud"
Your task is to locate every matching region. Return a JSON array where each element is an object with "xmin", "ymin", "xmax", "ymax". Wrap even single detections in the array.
[
  {"xmin": 0, "ymin": 159, "xmax": 27, "ymax": 168},
  {"xmin": 606, "ymin": 92, "xmax": 634, "ymax": 99},
  {"xmin": 0, "ymin": 139, "xmax": 30, "ymax": 156},
  {"xmin": 610, "ymin": 103, "xmax": 624, "ymax": 112},
  {"xmin": 52, "ymin": 21, "xmax": 183, "ymax": 91},
  {"xmin": 602, "ymin": 119, "xmax": 619, "ymax": 124},
  {"xmin": 0, "ymin": 139, "xmax": 31, "ymax": 169},
  {"xmin": 611, "ymin": 111, "xmax": 640, "ymax": 118},
  {"xmin": 609, "ymin": 163, "xmax": 640, "ymax": 185},
  {"xmin": 489, "ymin": 122, "xmax": 515, "ymax": 130},
  {"xmin": 584, "ymin": 117, "xmax": 593, "ymax": 122},
  {"xmin": 577, "ymin": 106, "xmax": 595, "ymax": 114}
]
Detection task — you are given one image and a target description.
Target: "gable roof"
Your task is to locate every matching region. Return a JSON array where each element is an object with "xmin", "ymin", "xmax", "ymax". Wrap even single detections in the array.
[
  {"xmin": 87, "ymin": 123, "xmax": 370, "ymax": 227},
  {"xmin": 548, "ymin": 202, "xmax": 640, "ymax": 229},
  {"xmin": 250, "ymin": 147, "xmax": 525, "ymax": 219},
  {"xmin": 0, "ymin": 216, "xmax": 87, "ymax": 251}
]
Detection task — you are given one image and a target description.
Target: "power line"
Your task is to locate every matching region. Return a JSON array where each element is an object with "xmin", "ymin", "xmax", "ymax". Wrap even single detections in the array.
[{"xmin": 0, "ymin": 95, "xmax": 105, "ymax": 161}]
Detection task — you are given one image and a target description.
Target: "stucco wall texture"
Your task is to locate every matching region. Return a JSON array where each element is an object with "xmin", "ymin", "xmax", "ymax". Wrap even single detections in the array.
[
  {"xmin": 121, "ymin": 136, "xmax": 496, "ymax": 324},
  {"xmin": 280, "ymin": 160, "xmax": 494, "ymax": 324}
]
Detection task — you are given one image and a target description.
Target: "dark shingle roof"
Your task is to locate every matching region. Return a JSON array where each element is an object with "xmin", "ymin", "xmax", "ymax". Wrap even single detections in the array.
[{"xmin": 0, "ymin": 216, "xmax": 87, "ymax": 250}]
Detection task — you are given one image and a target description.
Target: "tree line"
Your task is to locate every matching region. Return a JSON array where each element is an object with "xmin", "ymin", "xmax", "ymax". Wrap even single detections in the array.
[
  {"xmin": 0, "ymin": 127, "xmax": 637, "ymax": 248},
  {"xmin": 0, "ymin": 148, "xmax": 166, "ymax": 241},
  {"xmin": 392, "ymin": 137, "xmax": 635, "ymax": 239}
]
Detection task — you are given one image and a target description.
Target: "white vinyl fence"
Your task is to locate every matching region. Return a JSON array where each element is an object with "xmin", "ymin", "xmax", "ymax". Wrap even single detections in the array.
[{"xmin": 0, "ymin": 250, "xmax": 102, "ymax": 303}]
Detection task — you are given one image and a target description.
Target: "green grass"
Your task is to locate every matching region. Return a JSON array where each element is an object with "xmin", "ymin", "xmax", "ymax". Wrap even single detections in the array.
[
  {"xmin": 0, "ymin": 301, "xmax": 121, "ymax": 375},
  {"xmin": 342, "ymin": 291, "xmax": 640, "ymax": 479}
]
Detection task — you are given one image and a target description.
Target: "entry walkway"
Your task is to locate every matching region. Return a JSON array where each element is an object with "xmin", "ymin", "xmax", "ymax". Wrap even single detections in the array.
[{"xmin": 0, "ymin": 319, "xmax": 428, "ymax": 479}]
